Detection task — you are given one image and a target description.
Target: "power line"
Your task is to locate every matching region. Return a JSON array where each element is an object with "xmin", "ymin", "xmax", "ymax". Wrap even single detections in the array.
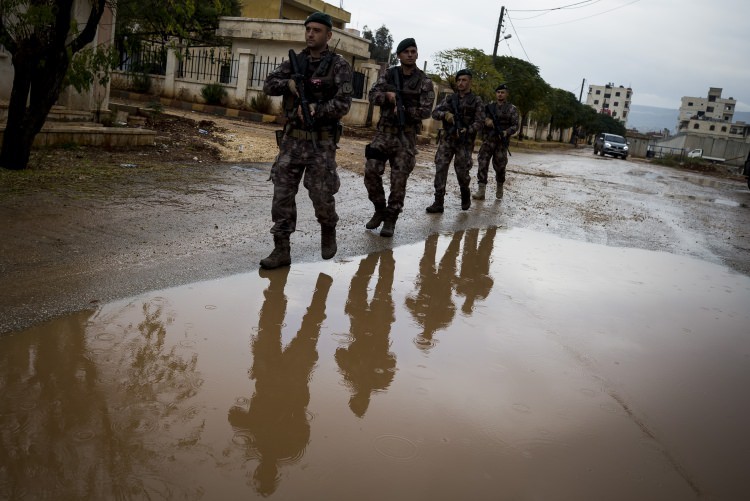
[
  {"xmin": 505, "ymin": 12, "xmax": 531, "ymax": 62},
  {"xmin": 510, "ymin": 0, "xmax": 601, "ymax": 13},
  {"xmin": 513, "ymin": 0, "xmax": 642, "ymax": 28}
]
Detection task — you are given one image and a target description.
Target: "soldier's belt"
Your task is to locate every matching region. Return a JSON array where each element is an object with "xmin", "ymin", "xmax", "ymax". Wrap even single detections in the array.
[{"xmin": 287, "ymin": 128, "xmax": 334, "ymax": 141}]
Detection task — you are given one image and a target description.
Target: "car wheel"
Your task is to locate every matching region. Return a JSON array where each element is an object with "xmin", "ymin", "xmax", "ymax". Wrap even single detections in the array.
[{"xmin": 622, "ymin": 155, "xmax": 628, "ymax": 160}]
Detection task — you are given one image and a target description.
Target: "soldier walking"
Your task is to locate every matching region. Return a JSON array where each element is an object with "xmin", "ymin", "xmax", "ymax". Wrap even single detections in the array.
[
  {"xmin": 474, "ymin": 83, "xmax": 519, "ymax": 200},
  {"xmin": 260, "ymin": 12, "xmax": 353, "ymax": 269},
  {"xmin": 363, "ymin": 38, "xmax": 435, "ymax": 237},
  {"xmin": 427, "ymin": 69, "xmax": 484, "ymax": 213}
]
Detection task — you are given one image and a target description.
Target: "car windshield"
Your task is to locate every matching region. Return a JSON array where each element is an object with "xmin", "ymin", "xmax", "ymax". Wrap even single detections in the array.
[{"xmin": 605, "ymin": 134, "xmax": 625, "ymax": 143}]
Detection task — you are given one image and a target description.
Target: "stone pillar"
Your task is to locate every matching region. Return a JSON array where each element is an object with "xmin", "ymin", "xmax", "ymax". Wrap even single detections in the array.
[
  {"xmin": 163, "ymin": 45, "xmax": 179, "ymax": 99},
  {"xmin": 234, "ymin": 50, "xmax": 254, "ymax": 103}
]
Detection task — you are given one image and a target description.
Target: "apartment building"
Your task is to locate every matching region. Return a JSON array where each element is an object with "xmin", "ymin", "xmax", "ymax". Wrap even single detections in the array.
[
  {"xmin": 675, "ymin": 87, "xmax": 748, "ymax": 140},
  {"xmin": 585, "ymin": 83, "xmax": 633, "ymax": 125}
]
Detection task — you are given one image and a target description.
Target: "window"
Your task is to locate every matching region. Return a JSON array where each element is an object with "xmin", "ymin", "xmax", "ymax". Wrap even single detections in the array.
[
  {"xmin": 709, "ymin": 125, "xmax": 715, "ymax": 131},
  {"xmin": 623, "ymin": 111, "xmax": 628, "ymax": 118},
  {"xmin": 721, "ymin": 126, "xmax": 727, "ymax": 132},
  {"xmin": 595, "ymin": 90, "xmax": 601, "ymax": 95},
  {"xmin": 693, "ymin": 123, "xmax": 700, "ymax": 129},
  {"xmin": 707, "ymin": 106, "xmax": 714, "ymax": 113},
  {"xmin": 615, "ymin": 91, "xmax": 621, "ymax": 97},
  {"xmin": 687, "ymin": 102, "xmax": 693, "ymax": 106},
  {"xmin": 604, "ymin": 93, "xmax": 611, "ymax": 98},
  {"xmin": 725, "ymin": 104, "xmax": 733, "ymax": 111},
  {"xmin": 614, "ymin": 101, "xmax": 619, "ymax": 107},
  {"xmin": 613, "ymin": 111, "xmax": 618, "ymax": 117},
  {"xmin": 594, "ymin": 99, "xmax": 599, "ymax": 104},
  {"xmin": 624, "ymin": 102, "xmax": 629, "ymax": 108},
  {"xmin": 708, "ymin": 95, "xmax": 716, "ymax": 102}
]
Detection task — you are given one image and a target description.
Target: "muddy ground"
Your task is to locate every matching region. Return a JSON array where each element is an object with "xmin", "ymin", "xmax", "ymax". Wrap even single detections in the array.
[{"xmin": 1, "ymin": 107, "xmax": 749, "ymax": 335}]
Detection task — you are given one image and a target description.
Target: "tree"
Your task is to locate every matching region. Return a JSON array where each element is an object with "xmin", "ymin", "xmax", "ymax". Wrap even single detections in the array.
[
  {"xmin": 361, "ymin": 24, "xmax": 392, "ymax": 64},
  {"xmin": 432, "ymin": 48, "xmax": 502, "ymax": 102},
  {"xmin": 115, "ymin": 0, "xmax": 240, "ymax": 46},
  {"xmin": 0, "ymin": 1, "xmax": 111, "ymax": 170},
  {"xmin": 547, "ymin": 88, "xmax": 579, "ymax": 141}
]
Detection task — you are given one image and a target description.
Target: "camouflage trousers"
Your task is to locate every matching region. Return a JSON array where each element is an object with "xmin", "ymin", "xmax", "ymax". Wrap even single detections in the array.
[
  {"xmin": 269, "ymin": 135, "xmax": 340, "ymax": 236},
  {"xmin": 476, "ymin": 136, "xmax": 508, "ymax": 185},
  {"xmin": 433, "ymin": 138, "xmax": 474, "ymax": 197},
  {"xmin": 364, "ymin": 130, "xmax": 417, "ymax": 213}
]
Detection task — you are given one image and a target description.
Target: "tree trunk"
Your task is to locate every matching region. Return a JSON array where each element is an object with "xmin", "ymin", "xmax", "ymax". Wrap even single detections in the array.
[{"xmin": 0, "ymin": 0, "xmax": 107, "ymax": 170}]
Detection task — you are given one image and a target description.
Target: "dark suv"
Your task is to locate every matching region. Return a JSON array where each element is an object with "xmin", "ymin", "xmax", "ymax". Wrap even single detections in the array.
[{"xmin": 594, "ymin": 133, "xmax": 629, "ymax": 159}]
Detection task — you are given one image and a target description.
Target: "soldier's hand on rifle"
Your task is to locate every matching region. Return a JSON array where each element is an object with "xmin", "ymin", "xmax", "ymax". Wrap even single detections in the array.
[
  {"xmin": 484, "ymin": 117, "xmax": 494, "ymax": 127},
  {"xmin": 385, "ymin": 91, "xmax": 396, "ymax": 104},
  {"xmin": 444, "ymin": 112, "xmax": 454, "ymax": 124},
  {"xmin": 287, "ymin": 79, "xmax": 299, "ymax": 97},
  {"xmin": 459, "ymin": 128, "xmax": 467, "ymax": 135}
]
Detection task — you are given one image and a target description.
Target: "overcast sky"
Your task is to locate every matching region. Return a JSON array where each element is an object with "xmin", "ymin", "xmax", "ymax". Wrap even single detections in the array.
[{"xmin": 341, "ymin": 0, "xmax": 750, "ymax": 111}]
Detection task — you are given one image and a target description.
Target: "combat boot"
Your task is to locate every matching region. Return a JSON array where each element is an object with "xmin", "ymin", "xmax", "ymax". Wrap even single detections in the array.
[
  {"xmin": 365, "ymin": 202, "xmax": 386, "ymax": 229},
  {"xmin": 379, "ymin": 209, "xmax": 397, "ymax": 238},
  {"xmin": 496, "ymin": 183, "xmax": 504, "ymax": 200},
  {"xmin": 472, "ymin": 183, "xmax": 486, "ymax": 200},
  {"xmin": 321, "ymin": 224, "xmax": 337, "ymax": 260},
  {"xmin": 259, "ymin": 235, "xmax": 291, "ymax": 269},
  {"xmin": 460, "ymin": 186, "xmax": 471, "ymax": 210},
  {"xmin": 425, "ymin": 194, "xmax": 444, "ymax": 213}
]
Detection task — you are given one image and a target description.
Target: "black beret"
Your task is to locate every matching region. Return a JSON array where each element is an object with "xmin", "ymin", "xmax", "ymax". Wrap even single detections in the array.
[
  {"xmin": 456, "ymin": 69, "xmax": 472, "ymax": 78},
  {"xmin": 396, "ymin": 38, "xmax": 417, "ymax": 54},
  {"xmin": 496, "ymin": 83, "xmax": 508, "ymax": 91},
  {"xmin": 304, "ymin": 12, "xmax": 332, "ymax": 29}
]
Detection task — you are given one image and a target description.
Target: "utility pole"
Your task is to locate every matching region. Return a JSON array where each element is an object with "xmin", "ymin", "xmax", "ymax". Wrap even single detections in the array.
[
  {"xmin": 579, "ymin": 78, "xmax": 586, "ymax": 103},
  {"xmin": 492, "ymin": 6, "xmax": 506, "ymax": 64}
]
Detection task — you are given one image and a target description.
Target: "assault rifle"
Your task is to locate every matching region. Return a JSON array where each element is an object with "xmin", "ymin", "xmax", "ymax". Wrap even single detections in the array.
[
  {"xmin": 389, "ymin": 67, "xmax": 409, "ymax": 147},
  {"xmin": 447, "ymin": 93, "xmax": 468, "ymax": 144},
  {"xmin": 288, "ymin": 49, "xmax": 318, "ymax": 150},
  {"xmin": 486, "ymin": 103, "xmax": 512, "ymax": 156}
]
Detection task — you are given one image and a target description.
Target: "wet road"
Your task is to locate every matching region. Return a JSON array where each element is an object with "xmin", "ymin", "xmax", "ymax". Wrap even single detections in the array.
[{"xmin": 1, "ymin": 148, "xmax": 750, "ymax": 499}]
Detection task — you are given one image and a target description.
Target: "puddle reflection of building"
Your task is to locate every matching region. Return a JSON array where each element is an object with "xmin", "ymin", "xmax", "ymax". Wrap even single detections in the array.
[
  {"xmin": 456, "ymin": 227, "xmax": 496, "ymax": 314},
  {"xmin": 228, "ymin": 269, "xmax": 332, "ymax": 496},
  {"xmin": 405, "ymin": 231, "xmax": 463, "ymax": 351},
  {"xmin": 336, "ymin": 250, "xmax": 397, "ymax": 417}
]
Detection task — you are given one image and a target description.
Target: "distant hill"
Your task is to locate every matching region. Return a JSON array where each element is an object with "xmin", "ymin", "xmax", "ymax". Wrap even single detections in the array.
[{"xmin": 627, "ymin": 104, "xmax": 750, "ymax": 133}]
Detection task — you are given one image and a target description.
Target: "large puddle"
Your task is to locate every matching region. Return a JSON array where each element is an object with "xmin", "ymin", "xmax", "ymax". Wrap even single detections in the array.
[{"xmin": 2, "ymin": 228, "xmax": 749, "ymax": 500}]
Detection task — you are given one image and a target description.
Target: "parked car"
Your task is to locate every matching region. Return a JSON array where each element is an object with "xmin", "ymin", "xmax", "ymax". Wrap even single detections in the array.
[{"xmin": 594, "ymin": 133, "xmax": 629, "ymax": 159}]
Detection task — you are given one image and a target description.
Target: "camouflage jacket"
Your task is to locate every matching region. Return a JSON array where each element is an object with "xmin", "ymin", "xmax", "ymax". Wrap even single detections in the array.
[
  {"xmin": 369, "ymin": 66, "xmax": 435, "ymax": 128},
  {"xmin": 432, "ymin": 91, "xmax": 485, "ymax": 138},
  {"xmin": 264, "ymin": 46, "xmax": 353, "ymax": 128},
  {"xmin": 483, "ymin": 101, "xmax": 519, "ymax": 137}
]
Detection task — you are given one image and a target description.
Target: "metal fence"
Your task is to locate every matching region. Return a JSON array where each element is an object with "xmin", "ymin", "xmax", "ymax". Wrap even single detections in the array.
[
  {"xmin": 118, "ymin": 43, "xmax": 167, "ymax": 75},
  {"xmin": 178, "ymin": 47, "xmax": 238, "ymax": 84},
  {"xmin": 118, "ymin": 42, "xmax": 370, "ymax": 100}
]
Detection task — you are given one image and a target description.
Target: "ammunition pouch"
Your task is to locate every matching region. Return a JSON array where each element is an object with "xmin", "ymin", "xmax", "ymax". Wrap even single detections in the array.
[{"xmin": 365, "ymin": 144, "xmax": 389, "ymax": 161}]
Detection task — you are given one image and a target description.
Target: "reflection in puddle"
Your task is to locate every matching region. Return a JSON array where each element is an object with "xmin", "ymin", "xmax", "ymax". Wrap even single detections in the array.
[{"xmin": 2, "ymin": 228, "xmax": 749, "ymax": 500}]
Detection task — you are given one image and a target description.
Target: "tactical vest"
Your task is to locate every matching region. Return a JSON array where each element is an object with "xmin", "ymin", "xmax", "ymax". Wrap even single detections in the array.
[
  {"xmin": 283, "ymin": 50, "xmax": 339, "ymax": 128},
  {"xmin": 487, "ymin": 102, "xmax": 514, "ymax": 129}
]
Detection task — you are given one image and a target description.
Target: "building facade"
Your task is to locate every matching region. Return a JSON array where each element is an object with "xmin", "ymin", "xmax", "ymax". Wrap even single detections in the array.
[
  {"xmin": 675, "ymin": 87, "xmax": 747, "ymax": 140},
  {"xmin": 238, "ymin": 0, "xmax": 350, "ymax": 28},
  {"xmin": 585, "ymin": 83, "xmax": 633, "ymax": 125}
]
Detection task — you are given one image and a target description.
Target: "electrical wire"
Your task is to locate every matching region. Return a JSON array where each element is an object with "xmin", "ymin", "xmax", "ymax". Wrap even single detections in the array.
[{"xmin": 513, "ymin": 0, "xmax": 642, "ymax": 28}]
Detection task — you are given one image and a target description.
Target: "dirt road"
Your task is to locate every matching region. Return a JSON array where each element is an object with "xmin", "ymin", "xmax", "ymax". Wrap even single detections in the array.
[{"xmin": 1, "ymin": 109, "xmax": 749, "ymax": 335}]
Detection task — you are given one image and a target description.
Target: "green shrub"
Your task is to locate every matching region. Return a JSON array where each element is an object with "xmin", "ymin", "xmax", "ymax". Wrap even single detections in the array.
[
  {"xmin": 249, "ymin": 92, "xmax": 274, "ymax": 114},
  {"xmin": 201, "ymin": 83, "xmax": 227, "ymax": 105},
  {"xmin": 130, "ymin": 72, "xmax": 151, "ymax": 93}
]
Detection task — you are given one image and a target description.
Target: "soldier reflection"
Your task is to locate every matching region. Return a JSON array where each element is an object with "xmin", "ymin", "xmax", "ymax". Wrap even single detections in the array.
[
  {"xmin": 228, "ymin": 268, "xmax": 332, "ymax": 496},
  {"xmin": 456, "ymin": 227, "xmax": 496, "ymax": 314},
  {"xmin": 336, "ymin": 250, "xmax": 397, "ymax": 417},
  {"xmin": 405, "ymin": 231, "xmax": 463, "ymax": 351}
]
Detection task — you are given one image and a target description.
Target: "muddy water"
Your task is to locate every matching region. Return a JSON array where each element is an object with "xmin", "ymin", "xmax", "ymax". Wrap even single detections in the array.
[{"xmin": 2, "ymin": 228, "xmax": 749, "ymax": 500}]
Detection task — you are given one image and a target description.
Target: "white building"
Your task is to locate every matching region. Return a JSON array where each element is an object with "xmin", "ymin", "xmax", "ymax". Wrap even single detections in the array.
[
  {"xmin": 585, "ymin": 83, "xmax": 632, "ymax": 125},
  {"xmin": 676, "ymin": 87, "xmax": 747, "ymax": 140}
]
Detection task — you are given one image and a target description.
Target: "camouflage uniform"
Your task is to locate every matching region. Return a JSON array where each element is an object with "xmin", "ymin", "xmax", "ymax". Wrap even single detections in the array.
[
  {"xmin": 262, "ymin": 46, "xmax": 353, "ymax": 266},
  {"xmin": 476, "ymin": 101, "xmax": 519, "ymax": 188},
  {"xmin": 364, "ymin": 66, "xmax": 434, "ymax": 234},
  {"xmin": 430, "ymin": 92, "xmax": 484, "ymax": 210}
]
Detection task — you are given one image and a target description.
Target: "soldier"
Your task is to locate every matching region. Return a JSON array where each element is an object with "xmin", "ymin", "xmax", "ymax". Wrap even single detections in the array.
[
  {"xmin": 260, "ymin": 12, "xmax": 353, "ymax": 269},
  {"xmin": 427, "ymin": 69, "xmax": 484, "ymax": 213},
  {"xmin": 473, "ymin": 83, "xmax": 519, "ymax": 200},
  {"xmin": 364, "ymin": 38, "xmax": 435, "ymax": 237}
]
